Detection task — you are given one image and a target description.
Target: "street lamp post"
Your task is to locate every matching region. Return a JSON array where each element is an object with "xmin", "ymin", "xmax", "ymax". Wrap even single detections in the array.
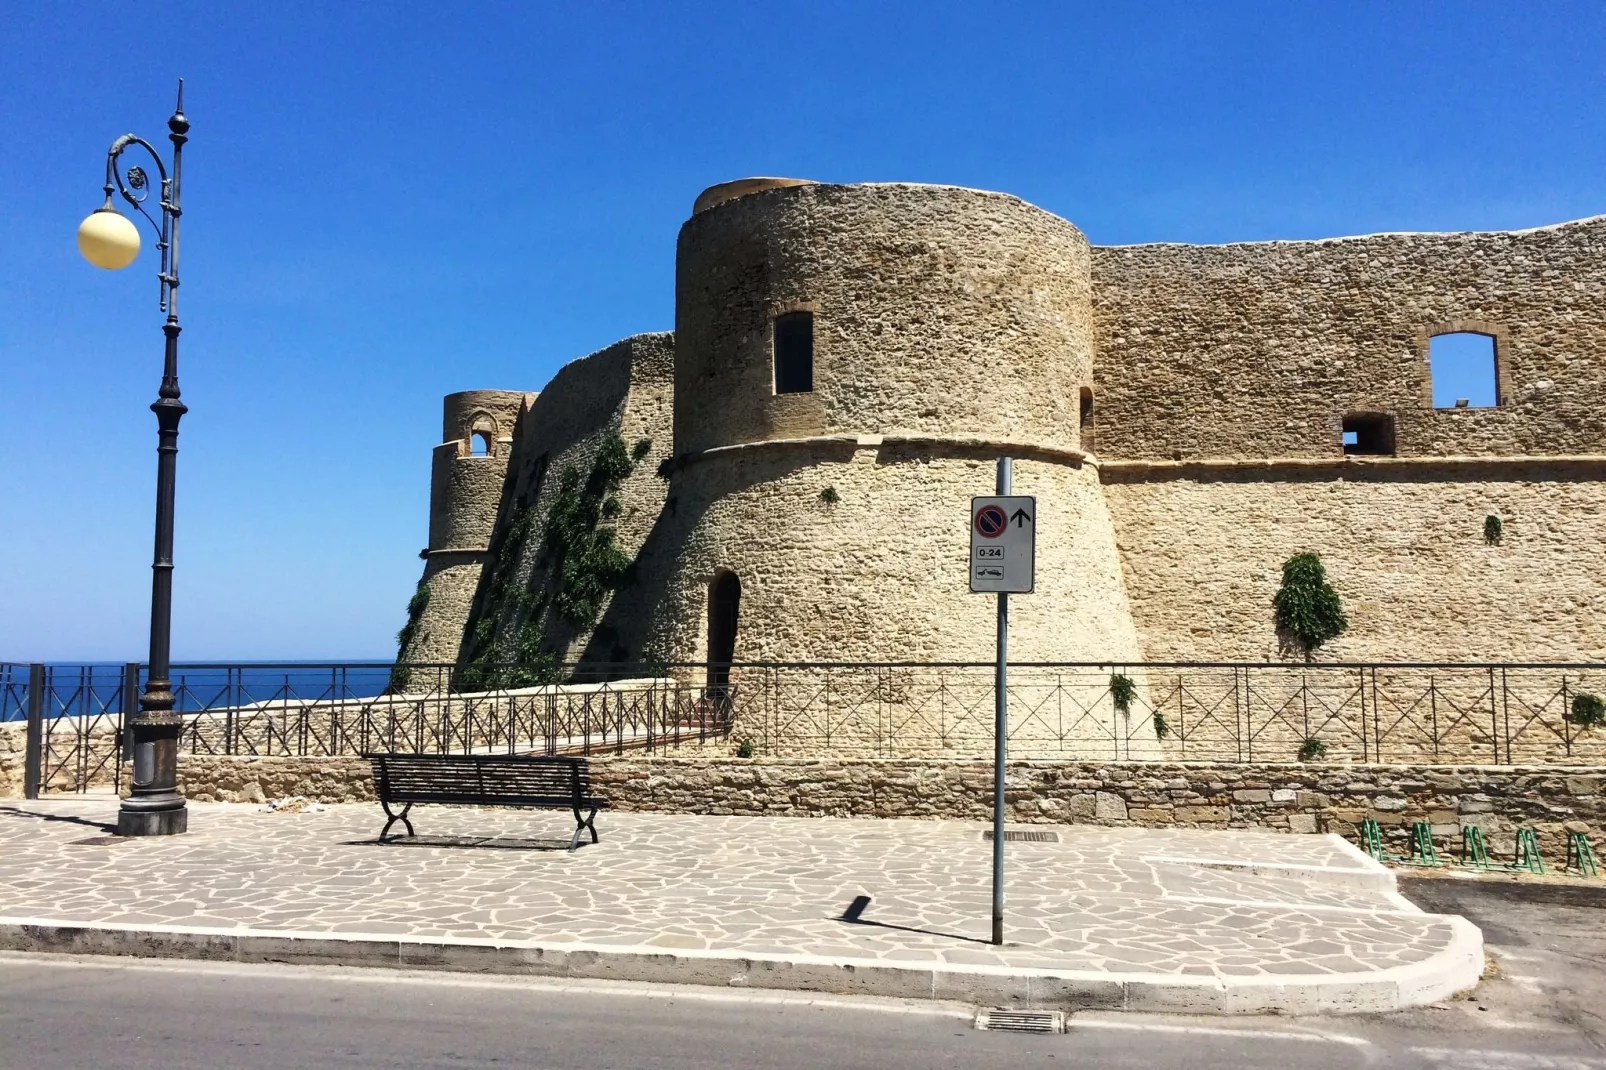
[{"xmin": 77, "ymin": 81, "xmax": 190, "ymax": 836}]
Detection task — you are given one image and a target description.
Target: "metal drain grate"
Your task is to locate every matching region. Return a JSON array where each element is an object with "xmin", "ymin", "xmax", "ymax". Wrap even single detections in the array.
[
  {"xmin": 975, "ymin": 1008, "xmax": 1064, "ymax": 1034},
  {"xmin": 982, "ymin": 829, "xmax": 1060, "ymax": 843}
]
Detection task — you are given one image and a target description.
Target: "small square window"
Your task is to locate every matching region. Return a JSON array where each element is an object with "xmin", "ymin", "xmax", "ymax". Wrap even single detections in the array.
[
  {"xmin": 1343, "ymin": 413, "xmax": 1395, "ymax": 456},
  {"xmin": 773, "ymin": 312, "xmax": 813, "ymax": 395}
]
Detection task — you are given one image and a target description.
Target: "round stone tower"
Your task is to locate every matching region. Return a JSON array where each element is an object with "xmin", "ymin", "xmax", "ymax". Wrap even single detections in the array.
[
  {"xmin": 674, "ymin": 180, "xmax": 1094, "ymax": 454},
  {"xmin": 404, "ymin": 389, "xmax": 532, "ymax": 664},
  {"xmin": 648, "ymin": 182, "xmax": 1146, "ymax": 715}
]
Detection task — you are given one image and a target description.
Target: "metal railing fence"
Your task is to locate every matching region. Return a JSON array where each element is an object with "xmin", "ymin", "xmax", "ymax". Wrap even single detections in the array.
[{"xmin": 4, "ymin": 660, "xmax": 1605, "ymax": 795}]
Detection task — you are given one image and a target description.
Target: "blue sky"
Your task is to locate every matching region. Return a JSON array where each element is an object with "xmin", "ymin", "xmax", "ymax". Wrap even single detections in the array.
[{"xmin": 1, "ymin": 2, "xmax": 1601, "ymax": 661}]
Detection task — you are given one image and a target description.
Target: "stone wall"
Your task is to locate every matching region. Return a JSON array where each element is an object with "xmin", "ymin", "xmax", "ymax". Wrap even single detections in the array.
[
  {"xmin": 0, "ymin": 723, "xmax": 22, "ymax": 798},
  {"xmin": 1090, "ymin": 216, "xmax": 1606, "ymax": 461},
  {"xmin": 1103, "ymin": 460, "xmax": 1606, "ymax": 662},
  {"xmin": 450, "ymin": 334, "xmax": 675, "ymax": 669},
  {"xmin": 172, "ymin": 753, "xmax": 1604, "ymax": 862},
  {"xmin": 616, "ymin": 448, "xmax": 1147, "ymax": 675}
]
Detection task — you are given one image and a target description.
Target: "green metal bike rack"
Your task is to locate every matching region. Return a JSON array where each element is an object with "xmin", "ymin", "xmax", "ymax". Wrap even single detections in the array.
[
  {"xmin": 1459, "ymin": 826, "xmax": 1491, "ymax": 870},
  {"xmin": 1513, "ymin": 828, "xmax": 1545, "ymax": 874},
  {"xmin": 1407, "ymin": 821, "xmax": 1441, "ymax": 866},
  {"xmin": 1359, "ymin": 816, "xmax": 1385, "ymax": 861},
  {"xmin": 1566, "ymin": 831, "xmax": 1599, "ymax": 878}
]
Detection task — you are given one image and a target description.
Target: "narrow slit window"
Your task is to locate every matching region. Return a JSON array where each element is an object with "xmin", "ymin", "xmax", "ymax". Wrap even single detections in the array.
[
  {"xmin": 1078, "ymin": 386, "xmax": 1095, "ymax": 451},
  {"xmin": 773, "ymin": 312, "xmax": 814, "ymax": 395},
  {"xmin": 1429, "ymin": 332, "xmax": 1498, "ymax": 408},
  {"xmin": 1342, "ymin": 413, "xmax": 1395, "ymax": 456}
]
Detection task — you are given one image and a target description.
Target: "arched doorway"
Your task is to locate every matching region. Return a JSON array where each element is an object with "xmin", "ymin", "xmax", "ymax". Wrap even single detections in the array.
[{"xmin": 707, "ymin": 570, "xmax": 741, "ymax": 693}]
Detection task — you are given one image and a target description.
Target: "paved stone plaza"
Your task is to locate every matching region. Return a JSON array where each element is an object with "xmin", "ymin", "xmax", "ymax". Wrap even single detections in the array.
[{"xmin": 0, "ymin": 799, "xmax": 1481, "ymax": 1013}]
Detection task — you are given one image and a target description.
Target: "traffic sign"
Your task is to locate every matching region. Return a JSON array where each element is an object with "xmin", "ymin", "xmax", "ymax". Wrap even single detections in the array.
[{"xmin": 969, "ymin": 495, "xmax": 1035, "ymax": 593}]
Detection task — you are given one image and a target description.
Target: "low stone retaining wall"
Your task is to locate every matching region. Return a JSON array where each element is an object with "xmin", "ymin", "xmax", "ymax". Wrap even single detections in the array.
[
  {"xmin": 174, "ymin": 754, "xmax": 1604, "ymax": 859},
  {"xmin": 0, "ymin": 723, "xmax": 22, "ymax": 798}
]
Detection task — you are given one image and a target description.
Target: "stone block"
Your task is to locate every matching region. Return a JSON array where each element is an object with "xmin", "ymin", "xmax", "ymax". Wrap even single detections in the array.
[
  {"xmin": 1174, "ymin": 805, "xmax": 1229, "ymax": 823},
  {"xmin": 1094, "ymin": 792, "xmax": 1128, "ymax": 821},
  {"xmin": 1288, "ymin": 813, "xmax": 1319, "ymax": 834},
  {"xmin": 1232, "ymin": 789, "xmax": 1272, "ymax": 804}
]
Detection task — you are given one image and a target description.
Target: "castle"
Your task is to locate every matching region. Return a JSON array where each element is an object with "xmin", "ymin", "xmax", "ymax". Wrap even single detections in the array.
[{"xmin": 400, "ymin": 178, "xmax": 1606, "ymax": 690}]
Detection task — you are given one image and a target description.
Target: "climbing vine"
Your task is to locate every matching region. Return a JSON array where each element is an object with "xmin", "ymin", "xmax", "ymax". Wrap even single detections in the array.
[
  {"xmin": 542, "ymin": 433, "xmax": 636, "ymax": 629},
  {"xmin": 389, "ymin": 581, "xmax": 431, "ymax": 692},
  {"xmin": 1273, "ymin": 553, "xmax": 1348, "ymax": 657},
  {"xmin": 455, "ymin": 432, "xmax": 643, "ymax": 691}
]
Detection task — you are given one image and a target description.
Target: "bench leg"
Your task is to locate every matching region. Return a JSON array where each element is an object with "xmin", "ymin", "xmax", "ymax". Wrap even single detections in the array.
[
  {"xmin": 380, "ymin": 801, "xmax": 415, "ymax": 843},
  {"xmin": 569, "ymin": 806, "xmax": 600, "ymax": 851}
]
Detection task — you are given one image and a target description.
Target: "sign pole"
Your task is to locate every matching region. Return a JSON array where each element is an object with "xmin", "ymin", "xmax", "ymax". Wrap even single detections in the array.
[{"xmin": 992, "ymin": 455, "xmax": 1010, "ymax": 946}]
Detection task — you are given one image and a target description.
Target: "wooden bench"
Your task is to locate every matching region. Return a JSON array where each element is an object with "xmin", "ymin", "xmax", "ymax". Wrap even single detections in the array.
[{"xmin": 365, "ymin": 753, "xmax": 608, "ymax": 851}]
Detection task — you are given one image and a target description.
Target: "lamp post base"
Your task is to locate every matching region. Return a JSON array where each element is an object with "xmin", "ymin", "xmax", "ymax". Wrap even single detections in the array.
[
  {"xmin": 117, "ymin": 806, "xmax": 188, "ymax": 836},
  {"xmin": 117, "ymin": 801, "xmax": 188, "ymax": 836}
]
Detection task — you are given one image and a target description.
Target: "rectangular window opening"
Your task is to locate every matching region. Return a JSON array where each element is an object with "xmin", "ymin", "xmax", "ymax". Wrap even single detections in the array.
[
  {"xmin": 1429, "ymin": 332, "xmax": 1498, "ymax": 408},
  {"xmin": 1342, "ymin": 413, "xmax": 1396, "ymax": 456},
  {"xmin": 773, "ymin": 312, "xmax": 814, "ymax": 395}
]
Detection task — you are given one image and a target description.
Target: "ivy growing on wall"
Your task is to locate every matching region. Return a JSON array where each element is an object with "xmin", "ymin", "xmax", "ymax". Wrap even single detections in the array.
[
  {"xmin": 455, "ymin": 431, "xmax": 643, "ymax": 691},
  {"xmin": 543, "ymin": 433, "xmax": 636, "ymax": 628},
  {"xmin": 1273, "ymin": 553, "xmax": 1348, "ymax": 658},
  {"xmin": 389, "ymin": 581, "xmax": 431, "ymax": 692}
]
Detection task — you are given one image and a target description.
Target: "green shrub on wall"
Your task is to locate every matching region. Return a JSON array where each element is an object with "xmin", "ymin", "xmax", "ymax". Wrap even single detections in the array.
[
  {"xmin": 1298, "ymin": 737, "xmax": 1328, "ymax": 762},
  {"xmin": 1109, "ymin": 673, "xmax": 1136, "ymax": 715},
  {"xmin": 1273, "ymin": 553, "xmax": 1348, "ymax": 657},
  {"xmin": 1570, "ymin": 692, "xmax": 1606, "ymax": 729},
  {"xmin": 1484, "ymin": 514, "xmax": 1504, "ymax": 546}
]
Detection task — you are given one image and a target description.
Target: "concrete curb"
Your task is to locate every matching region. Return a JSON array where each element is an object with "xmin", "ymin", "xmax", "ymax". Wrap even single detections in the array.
[{"xmin": 0, "ymin": 914, "xmax": 1483, "ymax": 1015}]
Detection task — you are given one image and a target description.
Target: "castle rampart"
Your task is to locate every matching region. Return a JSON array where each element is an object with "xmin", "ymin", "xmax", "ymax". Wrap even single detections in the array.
[
  {"xmin": 1091, "ymin": 216, "xmax": 1606, "ymax": 461},
  {"xmin": 399, "ymin": 179, "xmax": 1606, "ymax": 756}
]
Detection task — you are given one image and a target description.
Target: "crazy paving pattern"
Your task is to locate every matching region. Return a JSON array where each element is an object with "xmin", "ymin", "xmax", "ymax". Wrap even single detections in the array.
[{"xmin": 0, "ymin": 799, "xmax": 1460, "ymax": 978}]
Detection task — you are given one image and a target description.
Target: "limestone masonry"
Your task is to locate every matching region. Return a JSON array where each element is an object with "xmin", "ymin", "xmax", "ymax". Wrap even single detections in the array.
[{"xmin": 403, "ymin": 178, "xmax": 1606, "ymax": 694}]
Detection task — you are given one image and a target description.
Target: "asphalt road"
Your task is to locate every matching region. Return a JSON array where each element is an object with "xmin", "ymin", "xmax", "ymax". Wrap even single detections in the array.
[{"xmin": 0, "ymin": 876, "xmax": 1602, "ymax": 1070}]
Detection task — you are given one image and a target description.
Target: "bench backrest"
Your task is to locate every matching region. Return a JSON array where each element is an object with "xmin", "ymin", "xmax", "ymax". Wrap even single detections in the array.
[{"xmin": 367, "ymin": 753, "xmax": 593, "ymax": 807}]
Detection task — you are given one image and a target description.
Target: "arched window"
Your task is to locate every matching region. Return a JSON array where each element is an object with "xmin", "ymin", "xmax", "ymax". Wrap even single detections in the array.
[
  {"xmin": 773, "ymin": 312, "xmax": 814, "ymax": 395},
  {"xmin": 467, "ymin": 414, "xmax": 498, "ymax": 457},
  {"xmin": 1429, "ymin": 332, "xmax": 1499, "ymax": 408}
]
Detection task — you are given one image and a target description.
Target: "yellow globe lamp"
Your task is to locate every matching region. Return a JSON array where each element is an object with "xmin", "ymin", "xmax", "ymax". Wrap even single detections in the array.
[{"xmin": 77, "ymin": 207, "xmax": 141, "ymax": 270}]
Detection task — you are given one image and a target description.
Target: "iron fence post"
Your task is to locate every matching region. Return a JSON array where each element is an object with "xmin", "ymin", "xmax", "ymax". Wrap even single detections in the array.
[
  {"xmin": 23, "ymin": 664, "xmax": 44, "ymax": 800},
  {"xmin": 120, "ymin": 663, "xmax": 139, "ymax": 777}
]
